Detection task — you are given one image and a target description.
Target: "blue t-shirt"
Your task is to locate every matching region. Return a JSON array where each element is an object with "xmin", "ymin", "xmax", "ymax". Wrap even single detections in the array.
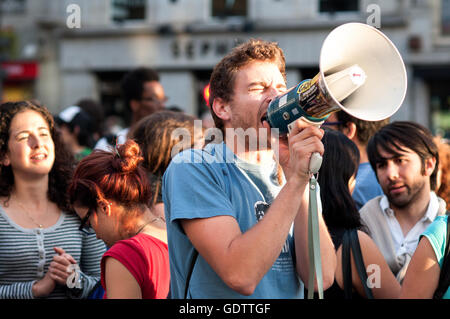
[
  {"xmin": 162, "ymin": 142, "xmax": 304, "ymax": 299},
  {"xmin": 353, "ymin": 162, "xmax": 383, "ymax": 210},
  {"xmin": 421, "ymin": 215, "xmax": 449, "ymax": 299}
]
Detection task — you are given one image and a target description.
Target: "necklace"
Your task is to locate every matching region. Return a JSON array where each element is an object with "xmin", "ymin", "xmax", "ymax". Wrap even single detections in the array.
[
  {"xmin": 135, "ymin": 217, "xmax": 164, "ymax": 236},
  {"xmin": 16, "ymin": 200, "xmax": 48, "ymax": 229}
]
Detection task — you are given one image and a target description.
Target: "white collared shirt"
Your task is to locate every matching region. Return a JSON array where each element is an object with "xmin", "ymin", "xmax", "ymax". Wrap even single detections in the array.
[{"xmin": 379, "ymin": 191, "xmax": 439, "ymax": 265}]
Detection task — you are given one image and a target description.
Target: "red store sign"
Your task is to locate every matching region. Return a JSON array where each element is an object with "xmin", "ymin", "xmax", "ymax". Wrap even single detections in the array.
[{"xmin": 1, "ymin": 61, "xmax": 38, "ymax": 81}]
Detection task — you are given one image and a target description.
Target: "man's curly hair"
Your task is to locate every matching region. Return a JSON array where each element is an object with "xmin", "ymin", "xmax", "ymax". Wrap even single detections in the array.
[{"xmin": 0, "ymin": 100, "xmax": 75, "ymax": 211}]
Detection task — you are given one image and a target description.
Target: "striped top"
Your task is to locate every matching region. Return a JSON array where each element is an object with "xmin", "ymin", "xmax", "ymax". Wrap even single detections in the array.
[{"xmin": 0, "ymin": 204, "xmax": 106, "ymax": 299}]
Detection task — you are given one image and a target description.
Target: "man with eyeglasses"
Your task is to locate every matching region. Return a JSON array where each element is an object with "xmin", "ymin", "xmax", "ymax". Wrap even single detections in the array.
[
  {"xmin": 324, "ymin": 111, "xmax": 389, "ymax": 210},
  {"xmin": 95, "ymin": 67, "xmax": 168, "ymax": 151}
]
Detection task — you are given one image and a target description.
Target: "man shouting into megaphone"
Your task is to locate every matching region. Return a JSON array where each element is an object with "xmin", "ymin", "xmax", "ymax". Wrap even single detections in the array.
[{"xmin": 162, "ymin": 38, "xmax": 336, "ymax": 299}]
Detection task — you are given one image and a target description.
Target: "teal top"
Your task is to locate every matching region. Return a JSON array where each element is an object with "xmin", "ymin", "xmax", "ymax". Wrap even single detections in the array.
[{"xmin": 421, "ymin": 215, "xmax": 449, "ymax": 299}]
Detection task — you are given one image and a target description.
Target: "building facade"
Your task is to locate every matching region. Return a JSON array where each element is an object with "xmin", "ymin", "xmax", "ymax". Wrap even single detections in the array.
[{"xmin": 1, "ymin": 0, "xmax": 449, "ymax": 137}]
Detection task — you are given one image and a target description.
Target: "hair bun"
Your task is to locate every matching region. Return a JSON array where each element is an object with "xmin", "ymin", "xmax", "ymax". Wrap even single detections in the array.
[{"xmin": 113, "ymin": 140, "xmax": 143, "ymax": 173}]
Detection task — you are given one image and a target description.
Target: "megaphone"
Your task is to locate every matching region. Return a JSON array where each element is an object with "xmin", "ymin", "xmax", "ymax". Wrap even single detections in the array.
[{"xmin": 265, "ymin": 22, "xmax": 407, "ymax": 138}]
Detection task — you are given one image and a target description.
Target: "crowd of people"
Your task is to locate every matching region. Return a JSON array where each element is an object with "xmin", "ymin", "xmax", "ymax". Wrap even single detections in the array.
[{"xmin": 0, "ymin": 38, "xmax": 448, "ymax": 300}]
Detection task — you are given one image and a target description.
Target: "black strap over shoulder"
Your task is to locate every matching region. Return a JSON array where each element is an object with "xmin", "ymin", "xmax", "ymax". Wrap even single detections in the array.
[
  {"xmin": 342, "ymin": 230, "xmax": 353, "ymax": 299},
  {"xmin": 349, "ymin": 229, "xmax": 374, "ymax": 299},
  {"xmin": 184, "ymin": 250, "xmax": 198, "ymax": 299},
  {"xmin": 342, "ymin": 228, "xmax": 374, "ymax": 299},
  {"xmin": 433, "ymin": 214, "xmax": 450, "ymax": 299}
]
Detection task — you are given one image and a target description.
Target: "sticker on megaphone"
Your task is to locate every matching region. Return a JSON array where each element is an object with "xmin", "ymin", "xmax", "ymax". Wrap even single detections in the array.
[{"xmin": 265, "ymin": 64, "xmax": 366, "ymax": 134}]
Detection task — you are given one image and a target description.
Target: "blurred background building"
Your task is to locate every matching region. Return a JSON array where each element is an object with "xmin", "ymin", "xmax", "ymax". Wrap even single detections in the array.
[{"xmin": 0, "ymin": 0, "xmax": 449, "ymax": 138}]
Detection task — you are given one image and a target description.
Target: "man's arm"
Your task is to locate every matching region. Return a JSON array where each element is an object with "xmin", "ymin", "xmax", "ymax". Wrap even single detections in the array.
[{"xmin": 181, "ymin": 177, "xmax": 309, "ymax": 295}]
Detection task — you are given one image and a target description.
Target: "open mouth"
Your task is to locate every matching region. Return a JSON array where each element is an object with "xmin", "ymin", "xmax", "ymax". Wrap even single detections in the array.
[{"xmin": 30, "ymin": 153, "xmax": 47, "ymax": 161}]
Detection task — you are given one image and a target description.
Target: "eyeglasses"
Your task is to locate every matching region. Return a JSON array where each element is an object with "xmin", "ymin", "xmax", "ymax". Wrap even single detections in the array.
[
  {"xmin": 79, "ymin": 208, "xmax": 95, "ymax": 235},
  {"xmin": 141, "ymin": 96, "xmax": 168, "ymax": 104}
]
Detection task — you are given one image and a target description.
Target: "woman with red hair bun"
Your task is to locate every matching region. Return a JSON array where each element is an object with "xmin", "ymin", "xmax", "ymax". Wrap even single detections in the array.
[{"xmin": 68, "ymin": 139, "xmax": 169, "ymax": 299}]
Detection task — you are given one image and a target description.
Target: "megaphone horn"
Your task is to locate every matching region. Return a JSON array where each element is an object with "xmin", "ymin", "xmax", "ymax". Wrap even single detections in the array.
[{"xmin": 265, "ymin": 22, "xmax": 407, "ymax": 136}]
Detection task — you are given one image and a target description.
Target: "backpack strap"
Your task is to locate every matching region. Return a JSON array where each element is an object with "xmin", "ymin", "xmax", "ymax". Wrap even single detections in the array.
[
  {"xmin": 342, "ymin": 230, "xmax": 353, "ymax": 298},
  {"xmin": 342, "ymin": 229, "xmax": 374, "ymax": 299},
  {"xmin": 349, "ymin": 229, "xmax": 374, "ymax": 299},
  {"xmin": 433, "ymin": 214, "xmax": 450, "ymax": 299},
  {"xmin": 184, "ymin": 250, "xmax": 198, "ymax": 299}
]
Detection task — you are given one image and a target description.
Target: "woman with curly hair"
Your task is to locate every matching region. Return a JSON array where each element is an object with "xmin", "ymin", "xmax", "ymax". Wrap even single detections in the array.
[
  {"xmin": 0, "ymin": 100, "xmax": 106, "ymax": 299},
  {"xmin": 68, "ymin": 140, "xmax": 169, "ymax": 299}
]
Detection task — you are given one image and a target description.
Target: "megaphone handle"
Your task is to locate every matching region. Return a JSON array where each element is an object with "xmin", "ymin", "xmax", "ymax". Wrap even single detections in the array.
[{"xmin": 287, "ymin": 117, "xmax": 324, "ymax": 174}]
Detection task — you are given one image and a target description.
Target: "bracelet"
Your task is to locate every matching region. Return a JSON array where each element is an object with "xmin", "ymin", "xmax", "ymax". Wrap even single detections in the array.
[{"xmin": 66, "ymin": 266, "xmax": 85, "ymax": 298}]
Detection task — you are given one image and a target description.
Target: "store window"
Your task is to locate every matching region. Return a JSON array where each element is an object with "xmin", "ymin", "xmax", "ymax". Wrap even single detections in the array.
[
  {"xmin": 212, "ymin": 0, "xmax": 247, "ymax": 18},
  {"xmin": 111, "ymin": 0, "xmax": 146, "ymax": 23},
  {"xmin": 319, "ymin": 0, "xmax": 359, "ymax": 13},
  {"xmin": 96, "ymin": 71, "xmax": 129, "ymax": 131},
  {"xmin": 0, "ymin": 0, "xmax": 26, "ymax": 14}
]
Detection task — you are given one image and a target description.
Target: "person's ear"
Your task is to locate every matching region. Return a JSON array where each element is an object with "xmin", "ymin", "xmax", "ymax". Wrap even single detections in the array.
[
  {"xmin": 211, "ymin": 98, "xmax": 231, "ymax": 122},
  {"xmin": 1, "ymin": 154, "xmax": 10, "ymax": 167},
  {"xmin": 129, "ymin": 99, "xmax": 140, "ymax": 113},
  {"xmin": 342, "ymin": 122, "xmax": 357, "ymax": 140},
  {"xmin": 73, "ymin": 125, "xmax": 81, "ymax": 136},
  {"xmin": 99, "ymin": 202, "xmax": 113, "ymax": 216},
  {"xmin": 424, "ymin": 156, "xmax": 436, "ymax": 177}
]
